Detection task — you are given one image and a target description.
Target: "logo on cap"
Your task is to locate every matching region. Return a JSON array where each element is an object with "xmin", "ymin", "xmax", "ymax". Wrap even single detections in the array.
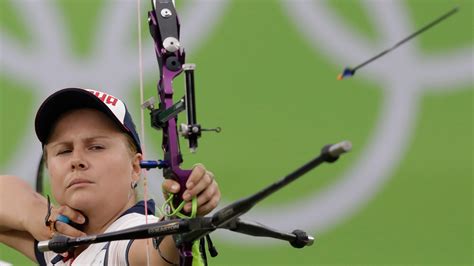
[
  {"xmin": 85, "ymin": 89, "xmax": 127, "ymax": 124},
  {"xmin": 87, "ymin": 89, "xmax": 119, "ymax": 107}
]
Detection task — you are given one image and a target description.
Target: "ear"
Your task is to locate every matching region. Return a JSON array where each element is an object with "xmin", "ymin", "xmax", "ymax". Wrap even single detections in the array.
[{"xmin": 131, "ymin": 153, "xmax": 143, "ymax": 182}]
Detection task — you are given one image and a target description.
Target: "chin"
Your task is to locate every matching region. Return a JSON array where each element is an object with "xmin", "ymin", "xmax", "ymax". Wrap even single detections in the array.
[{"xmin": 67, "ymin": 191, "xmax": 100, "ymax": 211}]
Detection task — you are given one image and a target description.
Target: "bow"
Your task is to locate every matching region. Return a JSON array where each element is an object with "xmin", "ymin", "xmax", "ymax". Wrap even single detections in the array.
[
  {"xmin": 37, "ymin": 1, "xmax": 352, "ymax": 265},
  {"xmin": 138, "ymin": 0, "xmax": 219, "ymax": 264}
]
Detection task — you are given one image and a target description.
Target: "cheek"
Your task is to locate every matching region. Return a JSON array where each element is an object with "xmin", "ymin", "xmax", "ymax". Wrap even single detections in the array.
[
  {"xmin": 102, "ymin": 154, "xmax": 135, "ymax": 184},
  {"xmin": 100, "ymin": 165, "xmax": 134, "ymax": 201}
]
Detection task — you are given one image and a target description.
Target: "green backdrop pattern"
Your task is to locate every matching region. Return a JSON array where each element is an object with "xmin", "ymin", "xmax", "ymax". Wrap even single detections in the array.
[{"xmin": 0, "ymin": 0, "xmax": 472, "ymax": 265}]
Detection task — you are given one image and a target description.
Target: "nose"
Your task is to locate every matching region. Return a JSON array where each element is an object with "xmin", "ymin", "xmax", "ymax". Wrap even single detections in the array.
[{"xmin": 70, "ymin": 150, "xmax": 88, "ymax": 170}]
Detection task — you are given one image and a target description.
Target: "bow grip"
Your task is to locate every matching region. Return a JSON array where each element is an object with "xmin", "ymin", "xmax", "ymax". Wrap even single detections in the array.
[{"xmin": 163, "ymin": 167, "xmax": 192, "ymax": 212}]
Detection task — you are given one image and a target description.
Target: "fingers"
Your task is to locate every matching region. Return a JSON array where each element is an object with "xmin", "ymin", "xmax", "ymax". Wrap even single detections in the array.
[
  {"xmin": 195, "ymin": 195, "xmax": 220, "ymax": 216},
  {"xmin": 183, "ymin": 180, "xmax": 216, "ymax": 210},
  {"xmin": 53, "ymin": 220, "xmax": 86, "ymax": 237},
  {"xmin": 160, "ymin": 164, "xmax": 221, "ymax": 216},
  {"xmin": 182, "ymin": 165, "xmax": 220, "ymax": 215},
  {"xmin": 52, "ymin": 206, "xmax": 87, "ymax": 237},
  {"xmin": 182, "ymin": 164, "xmax": 214, "ymax": 201},
  {"xmin": 184, "ymin": 163, "xmax": 207, "ymax": 190},
  {"xmin": 56, "ymin": 206, "xmax": 86, "ymax": 225},
  {"xmin": 183, "ymin": 182, "xmax": 220, "ymax": 215},
  {"xmin": 161, "ymin": 179, "xmax": 180, "ymax": 200}
]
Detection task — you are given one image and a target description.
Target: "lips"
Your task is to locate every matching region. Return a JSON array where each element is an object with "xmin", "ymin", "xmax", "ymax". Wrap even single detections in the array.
[{"xmin": 67, "ymin": 178, "xmax": 93, "ymax": 188}]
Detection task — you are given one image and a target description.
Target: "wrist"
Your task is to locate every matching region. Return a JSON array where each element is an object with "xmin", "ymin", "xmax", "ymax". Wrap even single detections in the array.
[{"xmin": 23, "ymin": 193, "xmax": 51, "ymax": 239}]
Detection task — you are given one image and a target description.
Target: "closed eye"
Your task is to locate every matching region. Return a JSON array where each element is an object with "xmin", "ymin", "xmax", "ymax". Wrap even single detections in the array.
[
  {"xmin": 89, "ymin": 145, "xmax": 105, "ymax": 151},
  {"xmin": 56, "ymin": 149, "xmax": 72, "ymax": 155}
]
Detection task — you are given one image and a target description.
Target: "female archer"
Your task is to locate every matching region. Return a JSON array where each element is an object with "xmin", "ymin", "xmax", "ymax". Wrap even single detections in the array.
[{"xmin": 0, "ymin": 88, "xmax": 221, "ymax": 265}]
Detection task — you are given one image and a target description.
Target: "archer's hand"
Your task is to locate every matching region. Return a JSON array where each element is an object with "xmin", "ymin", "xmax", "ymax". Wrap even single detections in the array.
[
  {"xmin": 162, "ymin": 164, "xmax": 220, "ymax": 216},
  {"xmin": 20, "ymin": 201, "xmax": 86, "ymax": 242},
  {"xmin": 27, "ymin": 204, "xmax": 87, "ymax": 242},
  {"xmin": 48, "ymin": 206, "xmax": 87, "ymax": 238}
]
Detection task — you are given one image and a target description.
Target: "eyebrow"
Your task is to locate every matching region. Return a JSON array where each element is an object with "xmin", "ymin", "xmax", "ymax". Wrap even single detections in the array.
[{"xmin": 47, "ymin": 136, "xmax": 111, "ymax": 149}]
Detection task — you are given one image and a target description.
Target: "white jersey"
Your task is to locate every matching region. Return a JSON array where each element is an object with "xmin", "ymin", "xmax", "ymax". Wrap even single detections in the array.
[{"xmin": 35, "ymin": 201, "xmax": 159, "ymax": 266}]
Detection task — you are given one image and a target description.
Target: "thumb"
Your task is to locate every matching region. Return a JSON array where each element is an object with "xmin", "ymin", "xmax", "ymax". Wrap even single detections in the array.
[{"xmin": 162, "ymin": 179, "xmax": 180, "ymax": 195}]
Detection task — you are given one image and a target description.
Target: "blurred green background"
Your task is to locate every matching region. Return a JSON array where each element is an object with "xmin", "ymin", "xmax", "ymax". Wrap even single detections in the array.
[{"xmin": 0, "ymin": 0, "xmax": 472, "ymax": 265}]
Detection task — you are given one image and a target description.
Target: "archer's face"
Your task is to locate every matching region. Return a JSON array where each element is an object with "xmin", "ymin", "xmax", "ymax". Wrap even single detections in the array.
[{"xmin": 45, "ymin": 108, "xmax": 141, "ymax": 213}]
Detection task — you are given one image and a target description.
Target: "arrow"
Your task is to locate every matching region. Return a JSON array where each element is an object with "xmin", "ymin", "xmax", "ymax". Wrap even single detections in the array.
[{"xmin": 338, "ymin": 6, "xmax": 459, "ymax": 80}]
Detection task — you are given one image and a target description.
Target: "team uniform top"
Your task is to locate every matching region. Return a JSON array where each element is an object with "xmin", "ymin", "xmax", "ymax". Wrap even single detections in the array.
[{"xmin": 35, "ymin": 200, "xmax": 157, "ymax": 266}]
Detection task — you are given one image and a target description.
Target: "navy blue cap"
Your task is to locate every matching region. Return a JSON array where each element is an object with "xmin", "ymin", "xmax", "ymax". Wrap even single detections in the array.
[{"xmin": 35, "ymin": 88, "xmax": 142, "ymax": 153}]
